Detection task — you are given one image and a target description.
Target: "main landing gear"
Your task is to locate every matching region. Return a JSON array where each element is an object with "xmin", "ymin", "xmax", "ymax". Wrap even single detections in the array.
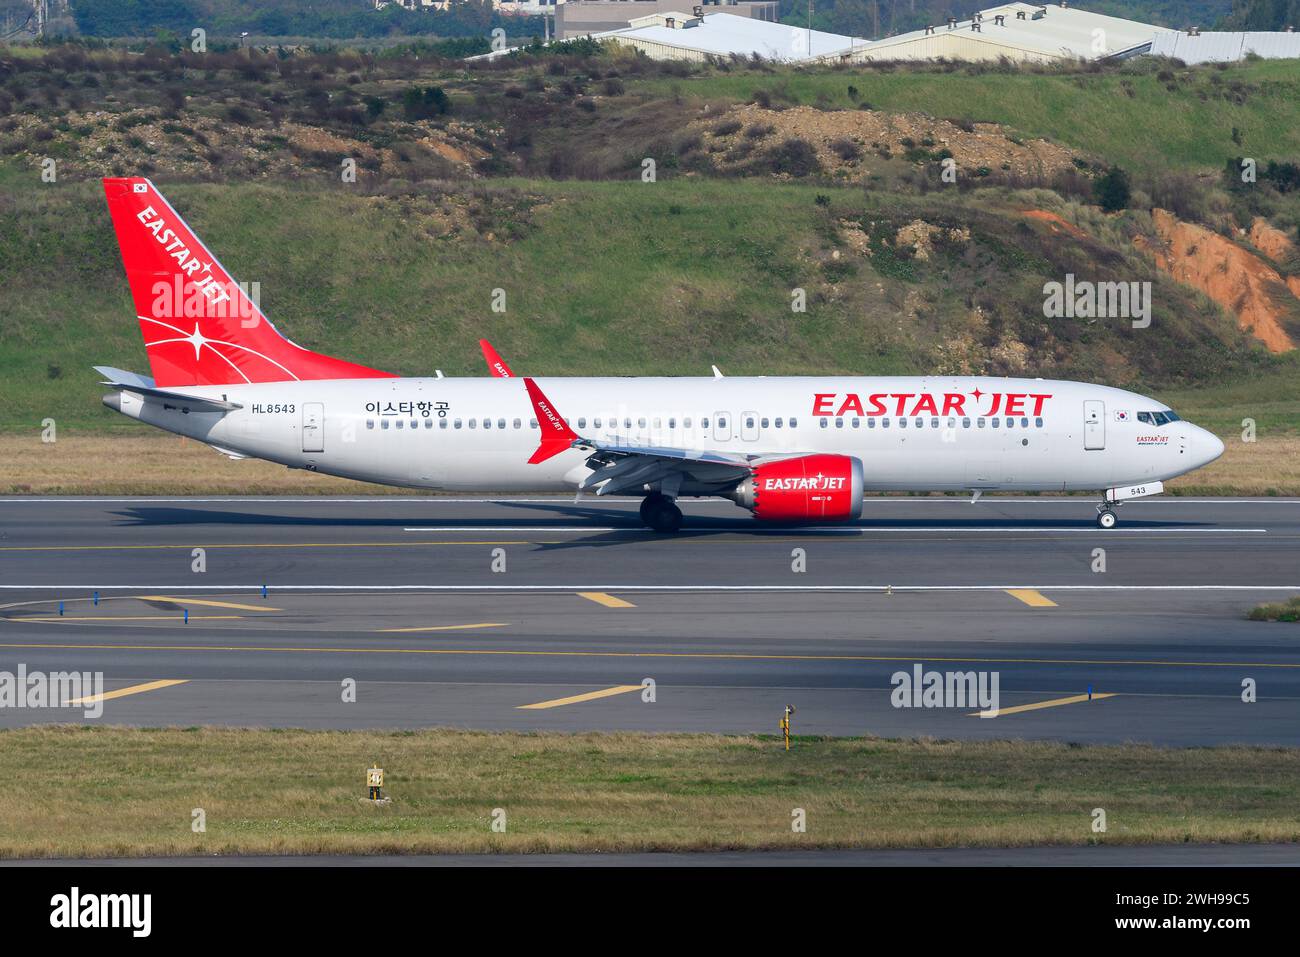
[{"xmin": 639, "ymin": 492, "xmax": 683, "ymax": 533}]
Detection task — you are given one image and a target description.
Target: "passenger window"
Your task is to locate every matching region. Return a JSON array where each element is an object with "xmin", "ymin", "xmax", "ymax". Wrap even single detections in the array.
[
  {"xmin": 868, "ymin": 418, "xmax": 876, "ymax": 429},
  {"xmin": 775, "ymin": 417, "xmax": 783, "ymax": 428},
  {"xmin": 396, "ymin": 420, "xmax": 404, "ymax": 430},
  {"xmin": 469, "ymin": 419, "xmax": 477, "ymax": 429},
  {"xmin": 439, "ymin": 419, "xmax": 448, "ymax": 429},
  {"xmin": 931, "ymin": 417, "xmax": 939, "ymax": 429},
  {"xmin": 366, "ymin": 419, "xmax": 375, "ymax": 430},
  {"xmin": 820, "ymin": 418, "xmax": 828, "ymax": 429},
  {"xmin": 835, "ymin": 418, "xmax": 844, "ymax": 429},
  {"xmin": 1035, "ymin": 417, "xmax": 1043, "ymax": 427},
  {"xmin": 482, "ymin": 419, "xmax": 491, "ymax": 430},
  {"xmin": 899, "ymin": 418, "xmax": 908, "ymax": 429},
  {"xmin": 684, "ymin": 417, "xmax": 692, "ymax": 429},
  {"xmin": 977, "ymin": 418, "xmax": 985, "ymax": 428},
  {"xmin": 529, "ymin": 418, "xmax": 537, "ymax": 429},
  {"xmin": 883, "ymin": 418, "xmax": 890, "ymax": 428},
  {"xmin": 963, "ymin": 418, "xmax": 971, "ymax": 428},
  {"xmin": 514, "ymin": 419, "xmax": 521, "ymax": 429},
  {"xmin": 382, "ymin": 419, "xmax": 390, "ymax": 430},
  {"xmin": 851, "ymin": 418, "xmax": 859, "ymax": 429},
  {"xmin": 1021, "ymin": 417, "xmax": 1028, "ymax": 428},
  {"xmin": 454, "ymin": 419, "xmax": 462, "ymax": 429},
  {"xmin": 498, "ymin": 418, "xmax": 506, "ymax": 430},
  {"xmin": 789, "ymin": 418, "xmax": 797, "ymax": 428}
]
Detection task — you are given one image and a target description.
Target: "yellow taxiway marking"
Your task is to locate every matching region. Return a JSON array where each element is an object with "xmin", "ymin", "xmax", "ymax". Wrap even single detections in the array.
[
  {"xmin": 518, "ymin": 684, "xmax": 643, "ymax": 710},
  {"xmin": 66, "ymin": 678, "xmax": 190, "ymax": 706},
  {"xmin": 1006, "ymin": 589, "xmax": 1058, "ymax": 607},
  {"xmin": 24, "ymin": 616, "xmax": 243, "ymax": 623},
  {"xmin": 137, "ymin": 595, "xmax": 281, "ymax": 612},
  {"xmin": 0, "ymin": 640, "xmax": 1293, "ymax": 669},
  {"xmin": 578, "ymin": 592, "xmax": 636, "ymax": 608},
  {"xmin": 973, "ymin": 692, "xmax": 1117, "ymax": 718},
  {"xmin": 377, "ymin": 622, "xmax": 508, "ymax": 634}
]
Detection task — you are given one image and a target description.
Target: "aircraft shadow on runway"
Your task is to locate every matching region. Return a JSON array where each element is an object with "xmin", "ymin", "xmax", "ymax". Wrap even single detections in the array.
[{"xmin": 108, "ymin": 503, "xmax": 1211, "ymax": 554}]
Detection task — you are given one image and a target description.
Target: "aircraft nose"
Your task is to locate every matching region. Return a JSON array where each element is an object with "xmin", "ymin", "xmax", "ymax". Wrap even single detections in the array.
[{"xmin": 1192, "ymin": 426, "xmax": 1225, "ymax": 466}]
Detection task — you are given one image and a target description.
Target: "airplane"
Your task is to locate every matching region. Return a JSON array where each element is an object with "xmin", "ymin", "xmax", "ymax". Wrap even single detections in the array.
[{"xmin": 96, "ymin": 177, "xmax": 1225, "ymax": 532}]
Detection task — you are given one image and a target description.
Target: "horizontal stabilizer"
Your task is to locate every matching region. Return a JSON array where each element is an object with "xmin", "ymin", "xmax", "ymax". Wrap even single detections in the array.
[{"xmin": 98, "ymin": 367, "xmax": 243, "ymax": 413}]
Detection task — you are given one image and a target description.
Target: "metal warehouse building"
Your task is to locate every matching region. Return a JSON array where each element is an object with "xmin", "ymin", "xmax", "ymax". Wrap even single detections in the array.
[
  {"xmin": 602, "ymin": 11, "xmax": 860, "ymax": 62},
  {"xmin": 818, "ymin": 2, "xmax": 1163, "ymax": 64},
  {"xmin": 1149, "ymin": 29, "xmax": 1300, "ymax": 63},
  {"xmin": 556, "ymin": 0, "xmax": 778, "ymax": 40}
]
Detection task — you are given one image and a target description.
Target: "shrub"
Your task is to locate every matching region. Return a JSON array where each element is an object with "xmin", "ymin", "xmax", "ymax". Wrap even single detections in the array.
[{"xmin": 1094, "ymin": 166, "xmax": 1131, "ymax": 212}]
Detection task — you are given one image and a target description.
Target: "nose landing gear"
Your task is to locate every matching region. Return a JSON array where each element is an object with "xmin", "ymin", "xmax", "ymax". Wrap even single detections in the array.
[
  {"xmin": 1096, "ymin": 503, "xmax": 1119, "ymax": 529},
  {"xmin": 639, "ymin": 492, "xmax": 683, "ymax": 533}
]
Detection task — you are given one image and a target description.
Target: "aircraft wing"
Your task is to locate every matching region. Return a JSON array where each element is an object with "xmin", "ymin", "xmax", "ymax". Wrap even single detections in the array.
[{"xmin": 521, "ymin": 376, "xmax": 778, "ymax": 496}]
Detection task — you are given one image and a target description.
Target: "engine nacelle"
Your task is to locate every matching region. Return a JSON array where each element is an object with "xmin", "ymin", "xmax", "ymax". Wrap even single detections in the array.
[{"xmin": 729, "ymin": 454, "xmax": 864, "ymax": 522}]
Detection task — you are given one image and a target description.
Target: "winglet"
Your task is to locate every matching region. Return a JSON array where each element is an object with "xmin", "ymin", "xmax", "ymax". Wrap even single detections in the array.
[
  {"xmin": 480, "ymin": 339, "xmax": 515, "ymax": 378},
  {"xmin": 523, "ymin": 377, "xmax": 579, "ymax": 464}
]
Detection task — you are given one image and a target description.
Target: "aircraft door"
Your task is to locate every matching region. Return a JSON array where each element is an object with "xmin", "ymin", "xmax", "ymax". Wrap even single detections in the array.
[
  {"xmin": 713, "ymin": 412, "xmax": 732, "ymax": 443},
  {"xmin": 302, "ymin": 402, "xmax": 324, "ymax": 453},
  {"xmin": 1083, "ymin": 400, "xmax": 1105, "ymax": 450}
]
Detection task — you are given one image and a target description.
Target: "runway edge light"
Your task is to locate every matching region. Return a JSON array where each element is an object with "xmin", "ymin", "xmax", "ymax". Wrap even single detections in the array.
[{"xmin": 781, "ymin": 705, "xmax": 796, "ymax": 752}]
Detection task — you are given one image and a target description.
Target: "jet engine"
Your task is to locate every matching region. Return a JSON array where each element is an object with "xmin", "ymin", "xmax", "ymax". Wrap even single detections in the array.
[{"xmin": 728, "ymin": 454, "xmax": 865, "ymax": 522}]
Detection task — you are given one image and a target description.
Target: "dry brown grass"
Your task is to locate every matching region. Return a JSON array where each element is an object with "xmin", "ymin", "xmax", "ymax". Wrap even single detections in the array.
[
  {"xmin": 0, "ymin": 434, "xmax": 400, "ymax": 495},
  {"xmin": 1166, "ymin": 435, "xmax": 1300, "ymax": 496},
  {"xmin": 4, "ymin": 433, "xmax": 1298, "ymax": 496},
  {"xmin": 0, "ymin": 727, "xmax": 1297, "ymax": 859}
]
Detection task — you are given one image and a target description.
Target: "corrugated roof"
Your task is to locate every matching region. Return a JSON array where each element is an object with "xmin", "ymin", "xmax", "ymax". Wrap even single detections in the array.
[
  {"xmin": 611, "ymin": 12, "xmax": 860, "ymax": 60},
  {"xmin": 1149, "ymin": 30, "xmax": 1300, "ymax": 63},
  {"xmin": 829, "ymin": 3, "xmax": 1162, "ymax": 61}
]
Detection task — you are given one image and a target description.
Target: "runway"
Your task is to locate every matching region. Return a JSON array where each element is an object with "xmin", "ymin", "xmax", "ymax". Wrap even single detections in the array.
[{"xmin": 1, "ymin": 496, "xmax": 1298, "ymax": 745}]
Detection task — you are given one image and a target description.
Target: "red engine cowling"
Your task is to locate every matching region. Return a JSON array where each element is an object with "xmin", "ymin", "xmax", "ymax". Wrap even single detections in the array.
[{"xmin": 729, "ymin": 454, "xmax": 865, "ymax": 522}]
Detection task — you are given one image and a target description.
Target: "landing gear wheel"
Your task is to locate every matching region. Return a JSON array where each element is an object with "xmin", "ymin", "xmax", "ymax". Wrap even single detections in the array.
[
  {"xmin": 1096, "ymin": 508, "xmax": 1118, "ymax": 529},
  {"xmin": 642, "ymin": 496, "xmax": 683, "ymax": 533},
  {"xmin": 639, "ymin": 493, "xmax": 670, "ymax": 527}
]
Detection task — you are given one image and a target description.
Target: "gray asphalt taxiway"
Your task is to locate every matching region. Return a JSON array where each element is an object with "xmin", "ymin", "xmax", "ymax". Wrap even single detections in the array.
[{"xmin": 1, "ymin": 495, "xmax": 1297, "ymax": 746}]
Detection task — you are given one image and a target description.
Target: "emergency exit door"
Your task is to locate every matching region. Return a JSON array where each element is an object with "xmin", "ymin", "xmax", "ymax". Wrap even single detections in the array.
[
  {"xmin": 1083, "ymin": 400, "xmax": 1105, "ymax": 450},
  {"xmin": 302, "ymin": 402, "xmax": 324, "ymax": 453}
]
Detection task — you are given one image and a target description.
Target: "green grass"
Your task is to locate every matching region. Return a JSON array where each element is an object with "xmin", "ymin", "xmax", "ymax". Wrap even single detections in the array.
[
  {"xmin": 629, "ymin": 59, "xmax": 1300, "ymax": 173},
  {"xmin": 1248, "ymin": 597, "xmax": 1300, "ymax": 622},
  {"xmin": 1, "ymin": 727, "xmax": 1298, "ymax": 858},
  {"xmin": 1, "ymin": 172, "xmax": 1278, "ymax": 435},
  {"xmin": 1156, "ymin": 357, "xmax": 1300, "ymax": 436}
]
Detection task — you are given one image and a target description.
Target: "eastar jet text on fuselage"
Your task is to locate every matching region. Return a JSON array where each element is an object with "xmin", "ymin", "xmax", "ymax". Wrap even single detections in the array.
[{"xmin": 97, "ymin": 178, "xmax": 1225, "ymax": 531}]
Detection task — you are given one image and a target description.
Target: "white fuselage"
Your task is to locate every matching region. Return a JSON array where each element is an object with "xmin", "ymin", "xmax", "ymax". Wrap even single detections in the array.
[{"xmin": 108, "ymin": 375, "xmax": 1224, "ymax": 494}]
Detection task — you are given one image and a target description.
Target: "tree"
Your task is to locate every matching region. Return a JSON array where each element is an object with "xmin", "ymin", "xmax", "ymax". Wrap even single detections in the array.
[{"xmin": 1094, "ymin": 166, "xmax": 1131, "ymax": 213}]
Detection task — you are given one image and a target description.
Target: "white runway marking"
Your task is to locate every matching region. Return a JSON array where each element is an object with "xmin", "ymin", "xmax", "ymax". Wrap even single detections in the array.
[{"xmin": 403, "ymin": 526, "xmax": 1270, "ymax": 533}]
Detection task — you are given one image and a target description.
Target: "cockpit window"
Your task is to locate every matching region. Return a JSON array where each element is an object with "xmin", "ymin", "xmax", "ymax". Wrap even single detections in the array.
[{"xmin": 1137, "ymin": 410, "xmax": 1180, "ymax": 426}]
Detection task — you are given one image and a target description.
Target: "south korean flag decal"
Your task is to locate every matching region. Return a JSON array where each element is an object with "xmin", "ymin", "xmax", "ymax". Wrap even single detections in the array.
[
  {"xmin": 133, "ymin": 182, "xmax": 148, "ymax": 192},
  {"xmin": 1114, "ymin": 409, "xmax": 1131, "ymax": 422}
]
